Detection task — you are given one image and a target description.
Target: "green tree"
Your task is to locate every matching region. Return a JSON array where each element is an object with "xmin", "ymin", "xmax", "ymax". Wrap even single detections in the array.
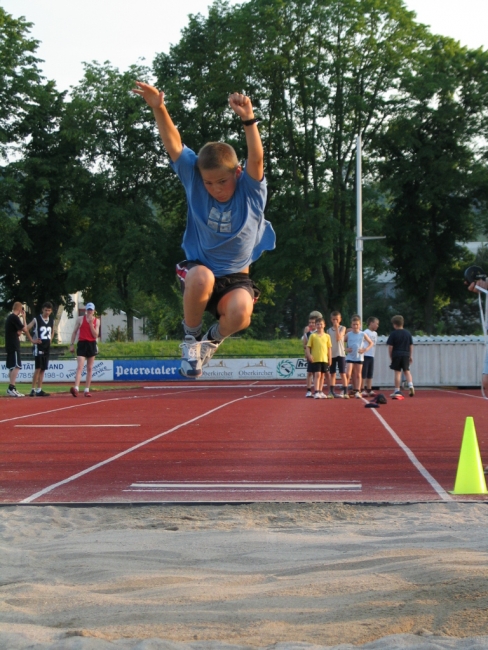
[
  {"xmin": 376, "ymin": 39, "xmax": 488, "ymax": 333},
  {"xmin": 154, "ymin": 0, "xmax": 428, "ymax": 334},
  {"xmin": 65, "ymin": 62, "xmax": 173, "ymax": 340}
]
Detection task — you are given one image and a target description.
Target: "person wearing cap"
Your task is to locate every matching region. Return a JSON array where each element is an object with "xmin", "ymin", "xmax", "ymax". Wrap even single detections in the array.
[{"xmin": 69, "ymin": 302, "xmax": 100, "ymax": 397}]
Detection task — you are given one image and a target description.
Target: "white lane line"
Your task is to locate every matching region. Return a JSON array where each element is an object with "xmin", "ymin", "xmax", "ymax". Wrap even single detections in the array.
[
  {"xmin": 0, "ymin": 389, "xmax": 192, "ymax": 424},
  {"xmin": 144, "ymin": 383, "xmax": 305, "ymax": 389},
  {"xmin": 126, "ymin": 482, "xmax": 362, "ymax": 492},
  {"xmin": 370, "ymin": 409, "xmax": 452, "ymax": 501},
  {"xmin": 15, "ymin": 424, "xmax": 140, "ymax": 428},
  {"xmin": 20, "ymin": 388, "xmax": 279, "ymax": 504}
]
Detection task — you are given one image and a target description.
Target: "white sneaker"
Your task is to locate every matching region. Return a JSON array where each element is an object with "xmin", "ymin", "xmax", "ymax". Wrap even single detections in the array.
[
  {"xmin": 390, "ymin": 390, "xmax": 402, "ymax": 397},
  {"xmin": 7, "ymin": 388, "xmax": 24, "ymax": 397},
  {"xmin": 305, "ymin": 390, "xmax": 313, "ymax": 398},
  {"xmin": 355, "ymin": 391, "xmax": 361, "ymax": 399},
  {"xmin": 314, "ymin": 392, "xmax": 321, "ymax": 399},
  {"xmin": 179, "ymin": 335, "xmax": 203, "ymax": 378},
  {"xmin": 200, "ymin": 334, "xmax": 220, "ymax": 367}
]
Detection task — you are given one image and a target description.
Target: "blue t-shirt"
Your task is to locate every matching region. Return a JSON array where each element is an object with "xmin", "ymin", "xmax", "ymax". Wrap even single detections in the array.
[
  {"xmin": 346, "ymin": 330, "xmax": 367, "ymax": 362},
  {"xmin": 170, "ymin": 146, "xmax": 276, "ymax": 276}
]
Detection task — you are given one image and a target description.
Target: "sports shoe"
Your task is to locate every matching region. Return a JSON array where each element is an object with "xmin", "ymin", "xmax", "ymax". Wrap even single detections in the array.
[
  {"xmin": 84, "ymin": 391, "xmax": 92, "ymax": 398},
  {"xmin": 409, "ymin": 386, "xmax": 415, "ymax": 397},
  {"xmin": 390, "ymin": 390, "xmax": 402, "ymax": 398},
  {"xmin": 7, "ymin": 387, "xmax": 24, "ymax": 397},
  {"xmin": 326, "ymin": 393, "xmax": 334, "ymax": 399},
  {"xmin": 354, "ymin": 391, "xmax": 361, "ymax": 399},
  {"xmin": 70, "ymin": 387, "xmax": 78, "ymax": 398},
  {"xmin": 37, "ymin": 390, "xmax": 50, "ymax": 397},
  {"xmin": 179, "ymin": 335, "xmax": 203, "ymax": 378},
  {"xmin": 200, "ymin": 334, "xmax": 220, "ymax": 368},
  {"xmin": 343, "ymin": 392, "xmax": 350, "ymax": 399},
  {"xmin": 334, "ymin": 392, "xmax": 343, "ymax": 398},
  {"xmin": 319, "ymin": 392, "xmax": 327, "ymax": 399},
  {"xmin": 305, "ymin": 390, "xmax": 313, "ymax": 398},
  {"xmin": 29, "ymin": 389, "xmax": 36, "ymax": 397},
  {"xmin": 314, "ymin": 392, "xmax": 326, "ymax": 399}
]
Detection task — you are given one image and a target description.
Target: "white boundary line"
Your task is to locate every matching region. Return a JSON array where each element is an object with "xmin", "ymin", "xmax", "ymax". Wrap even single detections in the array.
[
  {"xmin": 369, "ymin": 407, "xmax": 452, "ymax": 501},
  {"xmin": 19, "ymin": 388, "xmax": 279, "ymax": 504},
  {"xmin": 0, "ymin": 388, "xmax": 194, "ymax": 425},
  {"xmin": 16, "ymin": 424, "xmax": 140, "ymax": 428}
]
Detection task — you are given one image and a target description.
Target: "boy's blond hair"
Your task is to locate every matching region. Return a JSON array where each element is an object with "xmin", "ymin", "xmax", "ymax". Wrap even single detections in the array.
[
  {"xmin": 351, "ymin": 315, "xmax": 361, "ymax": 323},
  {"xmin": 308, "ymin": 310, "xmax": 322, "ymax": 320},
  {"xmin": 197, "ymin": 142, "xmax": 239, "ymax": 171},
  {"xmin": 391, "ymin": 315, "xmax": 404, "ymax": 327}
]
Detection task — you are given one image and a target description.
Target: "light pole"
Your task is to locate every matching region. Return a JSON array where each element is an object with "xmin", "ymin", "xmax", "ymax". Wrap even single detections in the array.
[{"xmin": 356, "ymin": 135, "xmax": 385, "ymax": 323}]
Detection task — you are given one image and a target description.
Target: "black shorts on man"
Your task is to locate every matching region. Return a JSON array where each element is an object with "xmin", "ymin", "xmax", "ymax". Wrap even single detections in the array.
[
  {"xmin": 176, "ymin": 260, "xmax": 260, "ymax": 319},
  {"xmin": 34, "ymin": 352, "xmax": 50, "ymax": 371},
  {"xmin": 6, "ymin": 350, "xmax": 22, "ymax": 371}
]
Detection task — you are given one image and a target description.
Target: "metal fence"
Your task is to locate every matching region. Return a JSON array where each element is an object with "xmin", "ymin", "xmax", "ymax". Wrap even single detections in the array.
[{"xmin": 372, "ymin": 336, "xmax": 486, "ymax": 387}]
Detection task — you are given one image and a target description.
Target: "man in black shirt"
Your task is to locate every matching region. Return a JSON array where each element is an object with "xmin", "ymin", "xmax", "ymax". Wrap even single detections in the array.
[
  {"xmin": 5, "ymin": 302, "xmax": 34, "ymax": 397},
  {"xmin": 26, "ymin": 302, "xmax": 55, "ymax": 396}
]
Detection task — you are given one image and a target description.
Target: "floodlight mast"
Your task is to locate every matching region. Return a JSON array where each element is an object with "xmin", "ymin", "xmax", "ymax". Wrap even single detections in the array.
[{"xmin": 355, "ymin": 135, "xmax": 385, "ymax": 324}]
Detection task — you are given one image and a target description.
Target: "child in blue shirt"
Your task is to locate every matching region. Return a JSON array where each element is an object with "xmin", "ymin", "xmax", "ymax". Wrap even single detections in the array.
[{"xmin": 133, "ymin": 82, "xmax": 276, "ymax": 377}]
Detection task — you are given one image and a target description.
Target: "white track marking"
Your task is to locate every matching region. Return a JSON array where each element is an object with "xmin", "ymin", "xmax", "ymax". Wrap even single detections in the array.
[
  {"xmin": 126, "ymin": 481, "xmax": 361, "ymax": 492},
  {"xmin": 15, "ymin": 424, "xmax": 140, "ymax": 428},
  {"xmin": 370, "ymin": 409, "xmax": 452, "ymax": 501},
  {"xmin": 20, "ymin": 388, "xmax": 279, "ymax": 504},
  {"xmin": 0, "ymin": 389, "xmax": 193, "ymax": 424}
]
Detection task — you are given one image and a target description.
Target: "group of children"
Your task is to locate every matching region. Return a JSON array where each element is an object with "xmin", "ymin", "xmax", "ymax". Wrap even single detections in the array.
[{"xmin": 303, "ymin": 312, "xmax": 414, "ymax": 400}]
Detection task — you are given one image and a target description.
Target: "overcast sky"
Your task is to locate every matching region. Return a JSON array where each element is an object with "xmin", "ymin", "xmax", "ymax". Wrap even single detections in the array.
[{"xmin": 2, "ymin": 0, "xmax": 487, "ymax": 93}]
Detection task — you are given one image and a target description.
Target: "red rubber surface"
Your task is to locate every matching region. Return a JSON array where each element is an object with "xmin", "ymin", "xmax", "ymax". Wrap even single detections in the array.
[{"xmin": 1, "ymin": 384, "xmax": 487, "ymax": 504}]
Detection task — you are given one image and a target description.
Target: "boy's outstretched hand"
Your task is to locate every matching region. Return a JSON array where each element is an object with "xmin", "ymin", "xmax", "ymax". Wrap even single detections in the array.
[
  {"xmin": 229, "ymin": 93, "xmax": 254, "ymax": 121},
  {"xmin": 132, "ymin": 81, "xmax": 165, "ymax": 109}
]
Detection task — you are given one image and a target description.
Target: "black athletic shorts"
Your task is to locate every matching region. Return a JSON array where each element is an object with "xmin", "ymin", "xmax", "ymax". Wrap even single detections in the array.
[
  {"xmin": 390, "ymin": 356, "xmax": 410, "ymax": 372},
  {"xmin": 362, "ymin": 356, "xmax": 375, "ymax": 379},
  {"xmin": 34, "ymin": 352, "xmax": 50, "ymax": 371},
  {"xmin": 6, "ymin": 349, "xmax": 21, "ymax": 370},
  {"xmin": 176, "ymin": 260, "xmax": 260, "ymax": 319},
  {"xmin": 330, "ymin": 356, "xmax": 346, "ymax": 374},
  {"xmin": 77, "ymin": 340, "xmax": 98, "ymax": 359},
  {"xmin": 309, "ymin": 362, "xmax": 330, "ymax": 374}
]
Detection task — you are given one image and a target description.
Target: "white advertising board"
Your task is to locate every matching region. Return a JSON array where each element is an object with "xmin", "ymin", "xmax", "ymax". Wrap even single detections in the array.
[{"xmin": 1, "ymin": 359, "xmax": 114, "ymax": 383}]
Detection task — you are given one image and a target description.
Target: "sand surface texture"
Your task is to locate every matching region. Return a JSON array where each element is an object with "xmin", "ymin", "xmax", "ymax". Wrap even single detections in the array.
[{"xmin": 1, "ymin": 503, "xmax": 488, "ymax": 649}]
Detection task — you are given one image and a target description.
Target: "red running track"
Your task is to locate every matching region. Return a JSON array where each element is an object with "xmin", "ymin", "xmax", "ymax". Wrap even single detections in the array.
[{"xmin": 1, "ymin": 384, "xmax": 488, "ymax": 504}]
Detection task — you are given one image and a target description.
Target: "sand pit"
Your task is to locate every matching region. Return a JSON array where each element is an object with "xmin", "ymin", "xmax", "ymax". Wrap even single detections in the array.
[{"xmin": 1, "ymin": 502, "xmax": 488, "ymax": 649}]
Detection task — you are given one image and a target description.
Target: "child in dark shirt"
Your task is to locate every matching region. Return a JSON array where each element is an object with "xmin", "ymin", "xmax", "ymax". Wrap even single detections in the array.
[{"xmin": 387, "ymin": 315, "xmax": 415, "ymax": 397}]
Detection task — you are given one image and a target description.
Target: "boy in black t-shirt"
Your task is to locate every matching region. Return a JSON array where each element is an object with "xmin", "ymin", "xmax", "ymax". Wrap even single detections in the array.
[
  {"xmin": 26, "ymin": 302, "xmax": 55, "ymax": 396},
  {"xmin": 387, "ymin": 315, "xmax": 415, "ymax": 398},
  {"xmin": 5, "ymin": 301, "xmax": 34, "ymax": 397}
]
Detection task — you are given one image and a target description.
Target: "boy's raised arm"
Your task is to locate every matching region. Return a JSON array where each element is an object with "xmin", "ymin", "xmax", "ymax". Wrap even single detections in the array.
[
  {"xmin": 229, "ymin": 93, "xmax": 264, "ymax": 182},
  {"xmin": 132, "ymin": 81, "xmax": 183, "ymax": 162}
]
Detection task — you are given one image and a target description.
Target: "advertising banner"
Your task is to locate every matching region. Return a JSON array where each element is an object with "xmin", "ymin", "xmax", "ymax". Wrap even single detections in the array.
[
  {"xmin": 1, "ymin": 359, "xmax": 113, "ymax": 383},
  {"xmin": 114, "ymin": 360, "xmax": 181, "ymax": 381}
]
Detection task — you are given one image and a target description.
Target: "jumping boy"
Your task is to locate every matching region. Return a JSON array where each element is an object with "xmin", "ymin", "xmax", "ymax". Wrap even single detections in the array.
[
  {"xmin": 302, "ymin": 310, "xmax": 322, "ymax": 397},
  {"xmin": 387, "ymin": 315, "xmax": 415, "ymax": 397},
  {"xmin": 306, "ymin": 317, "xmax": 332, "ymax": 399},
  {"xmin": 361, "ymin": 316, "xmax": 379, "ymax": 396},
  {"xmin": 327, "ymin": 311, "xmax": 348, "ymax": 398},
  {"xmin": 26, "ymin": 301, "xmax": 55, "ymax": 396},
  {"xmin": 345, "ymin": 315, "xmax": 373, "ymax": 398},
  {"xmin": 133, "ymin": 82, "xmax": 276, "ymax": 378}
]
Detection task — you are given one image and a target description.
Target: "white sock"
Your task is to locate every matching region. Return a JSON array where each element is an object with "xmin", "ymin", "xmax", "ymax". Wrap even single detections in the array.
[{"xmin": 182, "ymin": 320, "xmax": 202, "ymax": 340}]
